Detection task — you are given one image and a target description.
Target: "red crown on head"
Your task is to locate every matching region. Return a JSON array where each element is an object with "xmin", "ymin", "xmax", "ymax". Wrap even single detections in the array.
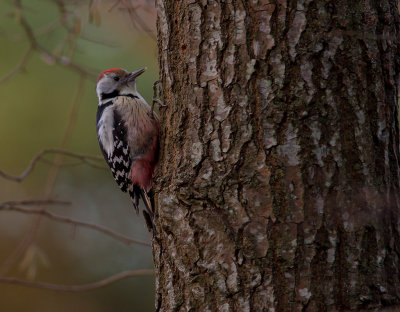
[{"xmin": 97, "ymin": 68, "xmax": 123, "ymax": 81}]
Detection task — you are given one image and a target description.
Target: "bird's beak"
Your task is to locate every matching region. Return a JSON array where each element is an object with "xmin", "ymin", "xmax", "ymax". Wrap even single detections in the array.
[{"xmin": 127, "ymin": 68, "xmax": 146, "ymax": 82}]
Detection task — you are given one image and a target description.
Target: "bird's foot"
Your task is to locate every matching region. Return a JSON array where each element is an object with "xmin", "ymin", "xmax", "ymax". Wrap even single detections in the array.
[{"xmin": 152, "ymin": 80, "xmax": 167, "ymax": 114}]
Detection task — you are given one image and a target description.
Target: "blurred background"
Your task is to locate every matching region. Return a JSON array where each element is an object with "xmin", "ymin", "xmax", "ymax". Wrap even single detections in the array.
[{"xmin": 0, "ymin": 0, "xmax": 158, "ymax": 310}]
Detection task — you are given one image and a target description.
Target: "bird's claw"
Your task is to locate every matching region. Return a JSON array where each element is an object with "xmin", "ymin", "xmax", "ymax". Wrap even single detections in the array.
[{"xmin": 152, "ymin": 80, "xmax": 167, "ymax": 113}]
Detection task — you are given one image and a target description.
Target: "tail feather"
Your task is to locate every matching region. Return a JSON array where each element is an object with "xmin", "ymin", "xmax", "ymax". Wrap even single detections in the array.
[
  {"xmin": 133, "ymin": 191, "xmax": 139, "ymax": 214},
  {"xmin": 140, "ymin": 189, "xmax": 153, "ymax": 215},
  {"xmin": 140, "ymin": 189, "xmax": 157, "ymax": 235},
  {"xmin": 129, "ymin": 185, "xmax": 157, "ymax": 235},
  {"xmin": 128, "ymin": 185, "xmax": 140, "ymax": 215}
]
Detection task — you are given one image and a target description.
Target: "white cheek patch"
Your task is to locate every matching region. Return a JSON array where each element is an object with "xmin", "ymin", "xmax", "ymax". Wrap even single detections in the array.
[{"xmin": 97, "ymin": 106, "xmax": 115, "ymax": 157}]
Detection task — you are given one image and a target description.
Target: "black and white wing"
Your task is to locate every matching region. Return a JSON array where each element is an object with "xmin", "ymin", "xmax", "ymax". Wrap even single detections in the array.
[
  {"xmin": 109, "ymin": 110, "xmax": 131, "ymax": 192},
  {"xmin": 111, "ymin": 111, "xmax": 144, "ymax": 213},
  {"xmin": 97, "ymin": 107, "xmax": 140, "ymax": 213}
]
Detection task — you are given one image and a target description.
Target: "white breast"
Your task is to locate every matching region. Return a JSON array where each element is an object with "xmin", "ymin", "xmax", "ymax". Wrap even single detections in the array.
[{"xmin": 97, "ymin": 106, "xmax": 114, "ymax": 157}]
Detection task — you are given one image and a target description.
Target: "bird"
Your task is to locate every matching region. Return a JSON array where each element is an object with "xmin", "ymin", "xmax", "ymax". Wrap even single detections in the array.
[{"xmin": 95, "ymin": 67, "xmax": 159, "ymax": 234}]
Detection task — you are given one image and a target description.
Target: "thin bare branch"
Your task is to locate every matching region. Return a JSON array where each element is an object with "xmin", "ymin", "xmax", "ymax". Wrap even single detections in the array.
[
  {"xmin": 0, "ymin": 204, "xmax": 151, "ymax": 247},
  {"xmin": 33, "ymin": 19, "xmax": 61, "ymax": 37},
  {"xmin": 39, "ymin": 158, "xmax": 106, "ymax": 169},
  {"xmin": 38, "ymin": 47, "xmax": 95, "ymax": 78},
  {"xmin": 14, "ymin": 0, "xmax": 37, "ymax": 46},
  {"xmin": 122, "ymin": 0, "xmax": 156, "ymax": 40},
  {"xmin": 108, "ymin": 0, "xmax": 123, "ymax": 12},
  {"xmin": 0, "ymin": 148, "xmax": 105, "ymax": 182},
  {"xmin": 0, "ymin": 48, "xmax": 33, "ymax": 85},
  {"xmin": 14, "ymin": 0, "xmax": 97, "ymax": 79},
  {"xmin": 0, "ymin": 269, "xmax": 154, "ymax": 291},
  {"xmin": 43, "ymin": 75, "xmax": 86, "ymax": 196},
  {"xmin": 110, "ymin": 0, "xmax": 156, "ymax": 40},
  {"xmin": 1, "ymin": 200, "xmax": 70, "ymax": 207},
  {"xmin": 0, "ymin": 150, "xmax": 45, "ymax": 182}
]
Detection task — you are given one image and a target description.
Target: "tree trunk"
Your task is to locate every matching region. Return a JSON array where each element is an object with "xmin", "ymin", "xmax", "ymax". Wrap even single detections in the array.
[{"xmin": 153, "ymin": 0, "xmax": 400, "ymax": 311}]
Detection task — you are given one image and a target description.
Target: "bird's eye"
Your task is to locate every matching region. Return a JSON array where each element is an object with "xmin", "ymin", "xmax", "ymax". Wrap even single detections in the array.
[{"xmin": 113, "ymin": 77, "xmax": 120, "ymax": 81}]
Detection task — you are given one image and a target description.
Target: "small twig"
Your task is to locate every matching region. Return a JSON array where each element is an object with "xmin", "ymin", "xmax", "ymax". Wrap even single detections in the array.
[
  {"xmin": 33, "ymin": 19, "xmax": 61, "ymax": 37},
  {"xmin": 0, "ymin": 269, "xmax": 154, "ymax": 292},
  {"xmin": 54, "ymin": 0, "xmax": 71, "ymax": 33},
  {"xmin": 0, "ymin": 197, "xmax": 71, "ymax": 272},
  {"xmin": 14, "ymin": 0, "xmax": 36, "ymax": 46},
  {"xmin": 120, "ymin": 0, "xmax": 156, "ymax": 40},
  {"xmin": 0, "ymin": 204, "xmax": 151, "ymax": 247},
  {"xmin": 78, "ymin": 34, "xmax": 118, "ymax": 48},
  {"xmin": 38, "ymin": 47, "xmax": 96, "ymax": 78},
  {"xmin": 0, "ymin": 148, "xmax": 104, "ymax": 182},
  {"xmin": 0, "ymin": 48, "xmax": 33, "ymax": 85},
  {"xmin": 0, "ymin": 150, "xmax": 47, "ymax": 182},
  {"xmin": 108, "ymin": 0, "xmax": 123, "ymax": 12},
  {"xmin": 39, "ymin": 158, "xmax": 106, "ymax": 169},
  {"xmin": 14, "ymin": 0, "xmax": 97, "ymax": 79},
  {"xmin": 0, "ymin": 199, "xmax": 70, "ymax": 207}
]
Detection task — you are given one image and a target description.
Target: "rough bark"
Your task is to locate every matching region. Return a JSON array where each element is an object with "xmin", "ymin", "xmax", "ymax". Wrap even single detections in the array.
[{"xmin": 153, "ymin": 0, "xmax": 400, "ymax": 311}]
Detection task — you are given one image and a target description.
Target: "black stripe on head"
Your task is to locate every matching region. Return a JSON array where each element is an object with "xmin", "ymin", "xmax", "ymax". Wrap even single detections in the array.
[
  {"xmin": 101, "ymin": 90, "xmax": 120, "ymax": 100},
  {"xmin": 121, "ymin": 94, "xmax": 139, "ymax": 99}
]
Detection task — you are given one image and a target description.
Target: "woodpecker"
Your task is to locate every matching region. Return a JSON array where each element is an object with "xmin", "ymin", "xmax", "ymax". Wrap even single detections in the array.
[{"xmin": 96, "ymin": 67, "xmax": 159, "ymax": 233}]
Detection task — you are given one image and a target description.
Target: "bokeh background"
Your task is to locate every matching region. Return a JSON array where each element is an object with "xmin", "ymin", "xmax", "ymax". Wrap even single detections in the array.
[{"xmin": 0, "ymin": 0, "xmax": 158, "ymax": 310}]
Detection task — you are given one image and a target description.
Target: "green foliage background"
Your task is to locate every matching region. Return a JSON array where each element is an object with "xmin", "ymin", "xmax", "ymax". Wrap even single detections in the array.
[{"xmin": 0, "ymin": 1, "xmax": 158, "ymax": 310}]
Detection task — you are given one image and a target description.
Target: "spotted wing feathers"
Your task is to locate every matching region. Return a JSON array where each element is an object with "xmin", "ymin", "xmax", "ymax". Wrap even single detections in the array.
[
  {"xmin": 97, "ymin": 110, "xmax": 139, "ymax": 213},
  {"xmin": 107, "ymin": 112, "xmax": 130, "ymax": 191}
]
